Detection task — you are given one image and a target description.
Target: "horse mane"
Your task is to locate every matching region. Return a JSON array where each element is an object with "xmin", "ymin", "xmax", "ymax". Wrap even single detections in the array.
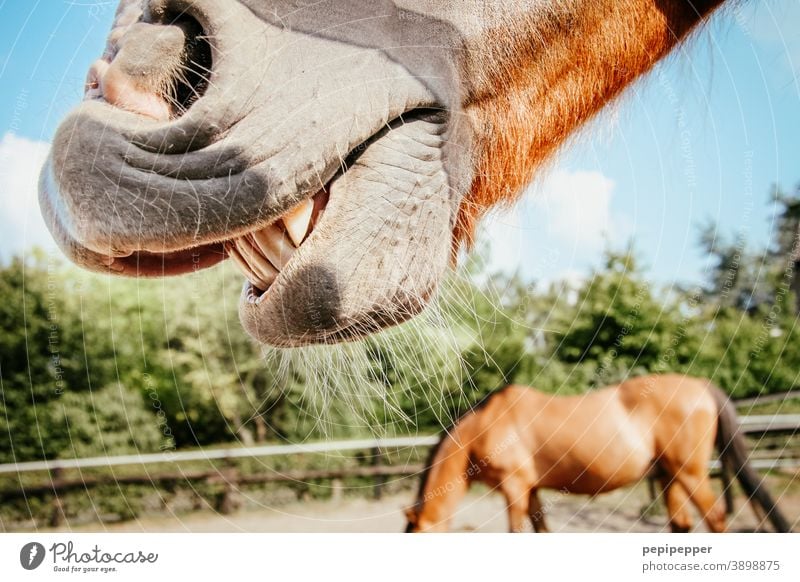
[{"xmin": 453, "ymin": 0, "xmax": 725, "ymax": 248}]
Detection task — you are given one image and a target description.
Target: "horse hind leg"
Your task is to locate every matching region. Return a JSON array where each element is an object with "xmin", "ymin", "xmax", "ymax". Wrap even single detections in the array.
[
  {"xmin": 528, "ymin": 489, "xmax": 549, "ymax": 533},
  {"xmin": 673, "ymin": 469, "xmax": 727, "ymax": 533},
  {"xmin": 659, "ymin": 411, "xmax": 727, "ymax": 533},
  {"xmin": 660, "ymin": 477, "xmax": 693, "ymax": 533}
]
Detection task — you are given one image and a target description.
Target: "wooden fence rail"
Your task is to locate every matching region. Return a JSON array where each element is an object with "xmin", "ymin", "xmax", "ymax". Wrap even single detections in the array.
[
  {"xmin": 0, "ymin": 435, "xmax": 441, "ymax": 475},
  {"xmin": 0, "ymin": 415, "xmax": 797, "ymax": 527},
  {"xmin": 1, "ymin": 415, "xmax": 795, "ymax": 477},
  {"xmin": 738, "ymin": 414, "xmax": 800, "ymax": 433},
  {"xmin": 734, "ymin": 390, "xmax": 800, "ymax": 409}
]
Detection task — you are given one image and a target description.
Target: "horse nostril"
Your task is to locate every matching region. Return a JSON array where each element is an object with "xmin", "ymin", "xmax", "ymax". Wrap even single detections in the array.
[
  {"xmin": 84, "ymin": 60, "xmax": 108, "ymax": 98},
  {"xmin": 169, "ymin": 15, "xmax": 212, "ymax": 114},
  {"xmin": 140, "ymin": 1, "xmax": 213, "ymax": 113}
]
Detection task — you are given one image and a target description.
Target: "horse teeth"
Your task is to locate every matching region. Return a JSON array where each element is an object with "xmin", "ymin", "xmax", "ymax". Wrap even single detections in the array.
[
  {"xmin": 251, "ymin": 224, "xmax": 295, "ymax": 270},
  {"xmin": 226, "ymin": 242, "xmax": 264, "ymax": 288},
  {"xmin": 226, "ymin": 239, "xmax": 277, "ymax": 291},
  {"xmin": 235, "ymin": 237, "xmax": 279, "ymax": 283},
  {"xmin": 226, "ymin": 242, "xmax": 272, "ymax": 291},
  {"xmin": 282, "ymin": 198, "xmax": 314, "ymax": 246},
  {"xmin": 106, "ymin": 259, "xmax": 125, "ymax": 273},
  {"xmin": 225, "ymin": 226, "xmax": 292, "ymax": 292},
  {"xmin": 226, "ymin": 192, "xmax": 327, "ymax": 293}
]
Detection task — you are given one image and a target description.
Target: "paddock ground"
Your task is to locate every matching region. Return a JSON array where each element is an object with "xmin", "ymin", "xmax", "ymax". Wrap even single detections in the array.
[{"xmin": 43, "ymin": 474, "xmax": 800, "ymax": 533}]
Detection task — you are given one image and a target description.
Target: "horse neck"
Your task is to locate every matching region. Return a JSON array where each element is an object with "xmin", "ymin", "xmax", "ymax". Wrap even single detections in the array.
[
  {"xmin": 447, "ymin": 0, "xmax": 727, "ymax": 242},
  {"xmin": 415, "ymin": 433, "xmax": 472, "ymax": 531}
]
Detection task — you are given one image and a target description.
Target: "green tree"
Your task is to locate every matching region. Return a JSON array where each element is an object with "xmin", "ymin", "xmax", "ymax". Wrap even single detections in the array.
[
  {"xmin": 0, "ymin": 253, "xmax": 165, "ymax": 462},
  {"xmin": 552, "ymin": 250, "xmax": 694, "ymax": 385}
]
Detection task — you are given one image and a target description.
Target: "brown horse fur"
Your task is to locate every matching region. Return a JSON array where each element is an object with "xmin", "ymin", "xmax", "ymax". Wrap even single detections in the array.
[
  {"xmin": 405, "ymin": 374, "xmax": 792, "ymax": 533},
  {"xmin": 454, "ymin": 0, "xmax": 728, "ymax": 247}
]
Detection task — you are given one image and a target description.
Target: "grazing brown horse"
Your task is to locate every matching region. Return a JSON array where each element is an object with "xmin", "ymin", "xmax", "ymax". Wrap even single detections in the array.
[{"xmin": 405, "ymin": 374, "xmax": 792, "ymax": 533}]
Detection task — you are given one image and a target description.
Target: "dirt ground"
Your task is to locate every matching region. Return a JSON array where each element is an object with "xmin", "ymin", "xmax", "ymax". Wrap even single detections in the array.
[{"xmin": 46, "ymin": 476, "xmax": 800, "ymax": 533}]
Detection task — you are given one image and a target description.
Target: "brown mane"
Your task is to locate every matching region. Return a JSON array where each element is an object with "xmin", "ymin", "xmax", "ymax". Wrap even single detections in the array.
[{"xmin": 454, "ymin": 0, "xmax": 726, "ymax": 247}]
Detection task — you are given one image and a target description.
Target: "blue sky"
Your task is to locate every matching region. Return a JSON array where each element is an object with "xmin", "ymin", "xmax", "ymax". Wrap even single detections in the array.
[
  {"xmin": 1, "ymin": 1, "xmax": 799, "ymax": 288},
  {"xmin": 483, "ymin": 1, "xmax": 800, "ymax": 286}
]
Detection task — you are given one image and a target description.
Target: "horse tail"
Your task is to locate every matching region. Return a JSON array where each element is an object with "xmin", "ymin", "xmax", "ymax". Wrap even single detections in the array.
[{"xmin": 709, "ymin": 384, "xmax": 792, "ymax": 532}]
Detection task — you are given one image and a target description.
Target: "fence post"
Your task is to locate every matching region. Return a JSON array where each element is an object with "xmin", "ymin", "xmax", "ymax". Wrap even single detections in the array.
[
  {"xmin": 215, "ymin": 459, "xmax": 241, "ymax": 515},
  {"xmin": 372, "ymin": 446, "xmax": 385, "ymax": 500},
  {"xmin": 49, "ymin": 467, "xmax": 66, "ymax": 528},
  {"xmin": 638, "ymin": 472, "xmax": 661, "ymax": 521},
  {"xmin": 330, "ymin": 478, "xmax": 343, "ymax": 503}
]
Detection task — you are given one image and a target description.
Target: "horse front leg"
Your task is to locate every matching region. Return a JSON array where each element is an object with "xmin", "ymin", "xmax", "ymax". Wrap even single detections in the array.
[
  {"xmin": 528, "ymin": 489, "xmax": 549, "ymax": 533},
  {"xmin": 501, "ymin": 481, "xmax": 531, "ymax": 532}
]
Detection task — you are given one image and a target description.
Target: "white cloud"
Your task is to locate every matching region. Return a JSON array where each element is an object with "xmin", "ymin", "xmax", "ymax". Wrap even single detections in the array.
[
  {"xmin": 739, "ymin": 1, "xmax": 800, "ymax": 78},
  {"xmin": 530, "ymin": 169, "xmax": 616, "ymax": 247},
  {"xmin": 482, "ymin": 169, "xmax": 626, "ymax": 283},
  {"xmin": 0, "ymin": 133, "xmax": 55, "ymax": 261}
]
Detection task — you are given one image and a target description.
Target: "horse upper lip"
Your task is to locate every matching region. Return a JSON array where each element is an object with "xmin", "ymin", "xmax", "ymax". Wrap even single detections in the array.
[
  {"xmin": 83, "ymin": 13, "xmax": 212, "ymax": 122},
  {"xmin": 85, "ymin": 59, "xmax": 172, "ymax": 122}
]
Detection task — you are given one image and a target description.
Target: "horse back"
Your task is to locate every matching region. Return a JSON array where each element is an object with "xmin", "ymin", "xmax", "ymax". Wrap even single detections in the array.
[
  {"xmin": 614, "ymin": 374, "xmax": 717, "ymax": 433},
  {"xmin": 471, "ymin": 376, "xmax": 717, "ymax": 494},
  {"xmin": 465, "ymin": 385, "xmax": 648, "ymax": 492},
  {"xmin": 615, "ymin": 374, "xmax": 718, "ymax": 464}
]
